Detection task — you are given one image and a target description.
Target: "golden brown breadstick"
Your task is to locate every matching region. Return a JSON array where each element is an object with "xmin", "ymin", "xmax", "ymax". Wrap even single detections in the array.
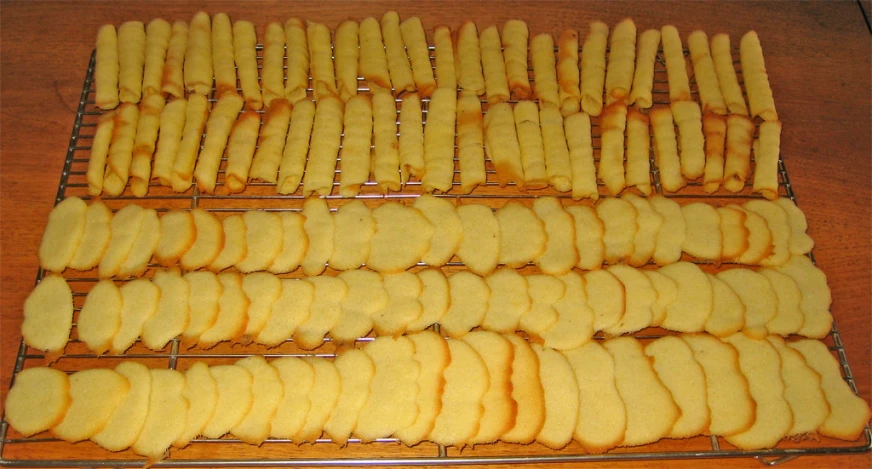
[
  {"xmin": 688, "ymin": 31, "xmax": 727, "ymax": 115},
  {"xmin": 514, "ymin": 100, "xmax": 547, "ymax": 189},
  {"xmin": 580, "ymin": 21, "xmax": 608, "ymax": 116},
  {"xmin": 484, "ymin": 102, "xmax": 524, "ymax": 187},
  {"xmin": 95, "ymin": 24, "xmax": 119, "ymax": 110},
  {"xmin": 564, "ymin": 112, "xmax": 598, "ymax": 200},
  {"xmin": 338, "ymin": 95, "xmax": 373, "ymax": 197},
  {"xmin": 672, "ymin": 100, "xmax": 705, "ymax": 180},
  {"xmin": 401, "ymin": 17, "xmax": 436, "ymax": 97},
  {"xmin": 142, "ymin": 19, "xmax": 171, "ymax": 96},
  {"xmin": 308, "ymin": 21, "xmax": 338, "ymax": 100},
  {"xmin": 130, "ymin": 93, "xmax": 166, "ymax": 196},
  {"xmin": 457, "ymin": 95, "xmax": 486, "ymax": 194},
  {"xmin": 702, "ymin": 113, "xmax": 727, "ymax": 193},
  {"xmin": 359, "ymin": 17, "xmax": 392, "ymax": 91},
  {"xmin": 161, "ymin": 21, "xmax": 188, "ymax": 99},
  {"xmin": 650, "ymin": 105, "xmax": 685, "ymax": 192},
  {"xmin": 628, "ymin": 29, "xmax": 660, "ymax": 109},
  {"xmin": 455, "ymin": 21, "xmax": 485, "ymax": 96},
  {"xmin": 263, "ymin": 22, "xmax": 287, "ymax": 106},
  {"xmin": 225, "ymin": 111, "xmax": 262, "ymax": 193},
  {"xmin": 723, "ymin": 113, "xmax": 755, "ymax": 192},
  {"xmin": 103, "ymin": 103, "xmax": 139, "ymax": 196},
  {"xmin": 184, "ymin": 12, "xmax": 212, "ymax": 96},
  {"xmin": 303, "ymin": 96, "xmax": 344, "ymax": 196},
  {"xmin": 480, "ymin": 25, "xmax": 510, "ymax": 104},
  {"xmin": 87, "ymin": 111, "xmax": 115, "ymax": 195},
  {"xmin": 540, "ymin": 106, "xmax": 572, "ymax": 192},
  {"xmin": 284, "ymin": 18, "xmax": 309, "ymax": 103},
  {"xmin": 422, "ymin": 88, "xmax": 457, "ymax": 193},
  {"xmin": 398, "ymin": 93, "xmax": 424, "ymax": 184},
  {"xmin": 171, "ymin": 94, "xmax": 209, "ymax": 192},
  {"xmin": 711, "ymin": 34, "xmax": 748, "ymax": 115},
  {"xmin": 502, "ymin": 19, "xmax": 532, "ymax": 99},
  {"xmin": 118, "ymin": 21, "xmax": 146, "ymax": 104},
  {"xmin": 661, "ymin": 25, "xmax": 691, "ymax": 102},
  {"xmin": 625, "ymin": 108, "xmax": 651, "ymax": 195},
  {"xmin": 753, "ymin": 120, "xmax": 782, "ymax": 199},
  {"xmin": 598, "ymin": 103, "xmax": 627, "ymax": 195},
  {"xmin": 250, "ymin": 98, "xmax": 293, "ymax": 183},
  {"xmin": 211, "ymin": 13, "xmax": 236, "ymax": 98},
  {"xmin": 277, "ymin": 100, "xmax": 316, "ymax": 194},
  {"xmin": 605, "ymin": 18, "xmax": 636, "ymax": 105},
  {"xmin": 532, "ymin": 33, "xmax": 559, "ymax": 108},
  {"xmin": 557, "ymin": 29, "xmax": 580, "ymax": 116},
  {"xmin": 151, "ymin": 97, "xmax": 186, "ymax": 186},
  {"xmin": 194, "ymin": 93, "xmax": 245, "ymax": 194},
  {"xmin": 334, "ymin": 20, "xmax": 360, "ymax": 102},
  {"xmin": 434, "ymin": 25, "xmax": 456, "ymax": 90},
  {"xmin": 741, "ymin": 31, "xmax": 778, "ymax": 122},
  {"xmin": 233, "ymin": 21, "xmax": 262, "ymax": 110},
  {"xmin": 382, "ymin": 11, "xmax": 415, "ymax": 95},
  {"xmin": 372, "ymin": 89, "xmax": 401, "ymax": 192}
]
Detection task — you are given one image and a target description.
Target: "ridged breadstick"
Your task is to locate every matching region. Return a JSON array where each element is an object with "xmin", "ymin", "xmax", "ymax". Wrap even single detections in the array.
[
  {"xmin": 540, "ymin": 106, "xmax": 572, "ymax": 192},
  {"xmin": 160, "ymin": 21, "xmax": 188, "ymax": 99},
  {"xmin": 723, "ymin": 113, "xmax": 754, "ymax": 192},
  {"xmin": 277, "ymin": 100, "xmax": 316, "ymax": 194},
  {"xmin": 194, "ymin": 93, "xmax": 244, "ymax": 194},
  {"xmin": 359, "ymin": 17, "xmax": 391, "ymax": 91},
  {"xmin": 95, "ymin": 24, "xmax": 119, "ymax": 110},
  {"xmin": 398, "ymin": 93, "xmax": 424, "ymax": 184},
  {"xmin": 650, "ymin": 106, "xmax": 685, "ymax": 192},
  {"xmin": 308, "ymin": 21, "xmax": 338, "ymax": 100},
  {"xmin": 625, "ymin": 108, "xmax": 651, "ymax": 196},
  {"xmin": 87, "ymin": 111, "xmax": 115, "ymax": 195},
  {"xmin": 688, "ymin": 31, "xmax": 727, "ymax": 115},
  {"xmin": 284, "ymin": 18, "xmax": 309, "ymax": 103},
  {"xmin": 598, "ymin": 103, "xmax": 627, "ymax": 195},
  {"xmin": 211, "ymin": 13, "xmax": 236, "ymax": 98},
  {"xmin": 564, "ymin": 112, "xmax": 597, "ymax": 200},
  {"xmin": 480, "ymin": 25, "xmax": 510, "ymax": 104},
  {"xmin": 334, "ymin": 20, "xmax": 360, "ymax": 102},
  {"xmin": 339, "ymin": 95, "xmax": 374, "ymax": 197},
  {"xmin": 671, "ymin": 101, "xmax": 705, "ymax": 180},
  {"xmin": 434, "ymin": 26, "xmax": 456, "ymax": 90},
  {"xmin": 400, "ymin": 17, "xmax": 436, "ymax": 97},
  {"xmin": 741, "ymin": 31, "xmax": 778, "ymax": 122},
  {"xmin": 557, "ymin": 30, "xmax": 580, "ymax": 116},
  {"xmin": 233, "ymin": 21, "xmax": 262, "ymax": 110},
  {"xmin": 455, "ymin": 21, "xmax": 485, "ymax": 96},
  {"xmin": 580, "ymin": 21, "xmax": 608, "ymax": 116},
  {"xmin": 118, "ymin": 21, "xmax": 146, "ymax": 104},
  {"xmin": 303, "ymin": 96, "xmax": 344, "ymax": 196},
  {"xmin": 484, "ymin": 102, "xmax": 524, "ymax": 187},
  {"xmin": 422, "ymin": 88, "xmax": 457, "ymax": 193},
  {"xmin": 250, "ymin": 98, "xmax": 293, "ymax": 183},
  {"xmin": 103, "ymin": 103, "xmax": 139, "ymax": 196},
  {"xmin": 130, "ymin": 93, "xmax": 166, "ymax": 196},
  {"xmin": 711, "ymin": 34, "xmax": 748, "ymax": 115},
  {"xmin": 225, "ymin": 111, "xmax": 262, "ymax": 193},
  {"xmin": 184, "ymin": 12, "xmax": 212, "ymax": 95},
  {"xmin": 457, "ymin": 95, "xmax": 486, "ymax": 194},
  {"xmin": 263, "ymin": 22, "xmax": 286, "ymax": 106},
  {"xmin": 382, "ymin": 11, "xmax": 415, "ymax": 95},
  {"xmin": 142, "ymin": 19, "xmax": 171, "ymax": 96},
  {"xmin": 604, "ymin": 18, "xmax": 636, "ymax": 105},
  {"xmin": 151, "ymin": 98, "xmax": 186, "ymax": 186},
  {"xmin": 628, "ymin": 29, "xmax": 660, "ymax": 109},
  {"xmin": 703, "ymin": 113, "xmax": 727, "ymax": 193},
  {"xmin": 661, "ymin": 25, "xmax": 691, "ymax": 102},
  {"xmin": 532, "ymin": 33, "xmax": 559, "ymax": 108},
  {"xmin": 514, "ymin": 100, "xmax": 548, "ymax": 189},
  {"xmin": 753, "ymin": 120, "xmax": 782, "ymax": 200},
  {"xmin": 502, "ymin": 20, "xmax": 532, "ymax": 99},
  {"xmin": 372, "ymin": 90, "xmax": 401, "ymax": 192}
]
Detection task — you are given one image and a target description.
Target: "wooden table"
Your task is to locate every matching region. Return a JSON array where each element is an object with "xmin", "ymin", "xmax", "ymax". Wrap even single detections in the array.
[{"xmin": 1, "ymin": 1, "xmax": 869, "ymax": 467}]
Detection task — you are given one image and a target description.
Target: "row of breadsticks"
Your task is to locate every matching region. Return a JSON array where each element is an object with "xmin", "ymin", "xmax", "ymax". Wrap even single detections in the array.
[
  {"xmin": 23, "ymin": 253, "xmax": 832, "ymax": 358},
  {"xmin": 38, "ymin": 195, "xmax": 813, "ymax": 279},
  {"xmin": 7, "ymin": 332, "xmax": 870, "ymax": 462}
]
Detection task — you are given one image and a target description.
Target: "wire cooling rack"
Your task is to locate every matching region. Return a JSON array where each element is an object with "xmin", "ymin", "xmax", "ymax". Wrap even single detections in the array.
[{"xmin": 1, "ymin": 40, "xmax": 870, "ymax": 468}]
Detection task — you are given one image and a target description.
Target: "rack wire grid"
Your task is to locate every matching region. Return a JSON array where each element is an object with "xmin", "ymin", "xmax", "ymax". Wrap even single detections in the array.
[{"xmin": 1, "ymin": 39, "xmax": 870, "ymax": 468}]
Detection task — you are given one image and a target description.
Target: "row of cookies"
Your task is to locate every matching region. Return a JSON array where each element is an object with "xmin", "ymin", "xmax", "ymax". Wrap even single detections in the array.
[{"xmin": 6, "ymin": 332, "xmax": 869, "ymax": 461}]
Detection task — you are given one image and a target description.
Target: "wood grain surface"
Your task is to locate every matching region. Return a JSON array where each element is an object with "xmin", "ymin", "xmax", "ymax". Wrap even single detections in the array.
[{"xmin": 1, "ymin": 1, "xmax": 870, "ymax": 468}]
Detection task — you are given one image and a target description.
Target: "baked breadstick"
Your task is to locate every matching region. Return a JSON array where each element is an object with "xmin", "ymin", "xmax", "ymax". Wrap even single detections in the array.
[
  {"xmin": 130, "ymin": 93, "xmax": 166, "ymax": 196},
  {"xmin": 250, "ymin": 98, "xmax": 293, "ymax": 183},
  {"xmin": 173, "ymin": 92, "xmax": 207, "ymax": 187},
  {"xmin": 625, "ymin": 108, "xmax": 651, "ymax": 195},
  {"xmin": 233, "ymin": 21, "xmax": 261, "ymax": 110},
  {"xmin": 671, "ymin": 101, "xmax": 705, "ymax": 180},
  {"xmin": 434, "ymin": 26, "xmax": 456, "ymax": 90},
  {"xmin": 711, "ymin": 34, "xmax": 748, "ymax": 115},
  {"xmin": 480, "ymin": 25, "xmax": 510, "ymax": 104},
  {"xmin": 382, "ymin": 11, "xmax": 415, "ymax": 95},
  {"xmin": 456, "ymin": 22, "xmax": 485, "ymax": 96},
  {"xmin": 628, "ymin": 29, "xmax": 660, "ymax": 109},
  {"xmin": 194, "ymin": 93, "xmax": 245, "ymax": 194},
  {"xmin": 580, "ymin": 21, "xmax": 608, "ymax": 116},
  {"xmin": 502, "ymin": 20, "xmax": 532, "ymax": 99},
  {"xmin": 661, "ymin": 25, "xmax": 691, "ymax": 102},
  {"xmin": 142, "ymin": 19, "xmax": 171, "ymax": 96},
  {"xmin": 532, "ymin": 33, "xmax": 559, "ymax": 108},
  {"xmin": 211, "ymin": 13, "xmax": 236, "ymax": 98},
  {"xmin": 514, "ymin": 100, "xmax": 547, "ymax": 189},
  {"xmin": 723, "ymin": 113, "xmax": 755, "ymax": 192},
  {"xmin": 303, "ymin": 96, "xmax": 344, "ymax": 196},
  {"xmin": 338, "ymin": 95, "xmax": 374, "ymax": 197},
  {"xmin": 284, "ymin": 18, "xmax": 309, "ymax": 103},
  {"xmin": 103, "ymin": 103, "xmax": 139, "ymax": 196},
  {"xmin": 95, "ymin": 24, "xmax": 119, "ymax": 109},
  {"xmin": 753, "ymin": 120, "xmax": 782, "ymax": 200},
  {"xmin": 359, "ymin": 17, "xmax": 392, "ymax": 91},
  {"xmin": 598, "ymin": 103, "xmax": 628, "ymax": 195},
  {"xmin": 161, "ymin": 21, "xmax": 188, "ymax": 99},
  {"xmin": 372, "ymin": 90, "xmax": 401, "ymax": 192},
  {"xmin": 557, "ymin": 30, "xmax": 580, "ymax": 116},
  {"xmin": 308, "ymin": 21, "xmax": 338, "ymax": 100},
  {"xmin": 688, "ymin": 31, "xmax": 726, "ymax": 115},
  {"xmin": 564, "ymin": 112, "xmax": 598, "ymax": 200},
  {"xmin": 457, "ymin": 95, "xmax": 486, "ymax": 193},
  {"xmin": 650, "ymin": 106, "xmax": 685, "ymax": 192},
  {"xmin": 540, "ymin": 106, "xmax": 572, "ymax": 192},
  {"xmin": 118, "ymin": 21, "xmax": 146, "ymax": 104},
  {"xmin": 277, "ymin": 100, "xmax": 316, "ymax": 194},
  {"xmin": 225, "ymin": 111, "xmax": 262, "ymax": 193},
  {"xmin": 401, "ymin": 17, "xmax": 436, "ymax": 97},
  {"xmin": 263, "ymin": 22, "xmax": 286, "ymax": 106},
  {"xmin": 605, "ymin": 18, "xmax": 636, "ymax": 105},
  {"xmin": 398, "ymin": 93, "xmax": 424, "ymax": 184},
  {"xmin": 87, "ymin": 111, "xmax": 115, "ymax": 195},
  {"xmin": 741, "ymin": 31, "xmax": 778, "ymax": 122},
  {"xmin": 422, "ymin": 88, "xmax": 457, "ymax": 193},
  {"xmin": 703, "ymin": 113, "xmax": 727, "ymax": 193},
  {"xmin": 484, "ymin": 102, "xmax": 524, "ymax": 187},
  {"xmin": 184, "ymin": 12, "xmax": 212, "ymax": 96},
  {"xmin": 334, "ymin": 20, "xmax": 360, "ymax": 102},
  {"xmin": 151, "ymin": 98, "xmax": 187, "ymax": 186}
]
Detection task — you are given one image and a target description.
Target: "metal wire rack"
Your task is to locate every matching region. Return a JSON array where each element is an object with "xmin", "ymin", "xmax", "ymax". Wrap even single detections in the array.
[{"xmin": 1, "ymin": 39, "xmax": 870, "ymax": 468}]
